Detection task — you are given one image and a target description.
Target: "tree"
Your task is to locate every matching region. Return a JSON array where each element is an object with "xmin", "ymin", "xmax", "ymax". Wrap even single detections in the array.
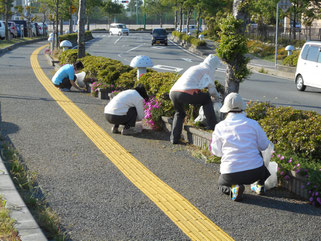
[
  {"xmin": 0, "ymin": 0, "xmax": 14, "ymax": 40},
  {"xmin": 102, "ymin": 0, "xmax": 123, "ymax": 24},
  {"xmin": 78, "ymin": 0, "xmax": 86, "ymax": 58},
  {"xmin": 217, "ymin": 14, "xmax": 250, "ymax": 95},
  {"xmin": 143, "ymin": 0, "xmax": 171, "ymax": 27},
  {"xmin": 85, "ymin": 0, "xmax": 102, "ymax": 30}
]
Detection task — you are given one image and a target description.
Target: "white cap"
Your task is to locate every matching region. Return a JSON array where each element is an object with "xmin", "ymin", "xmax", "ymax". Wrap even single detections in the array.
[{"xmin": 220, "ymin": 92, "xmax": 246, "ymax": 113}]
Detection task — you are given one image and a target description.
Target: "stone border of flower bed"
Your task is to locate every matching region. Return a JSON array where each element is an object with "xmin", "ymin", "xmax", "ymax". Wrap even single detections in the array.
[{"xmin": 161, "ymin": 116, "xmax": 309, "ymax": 201}]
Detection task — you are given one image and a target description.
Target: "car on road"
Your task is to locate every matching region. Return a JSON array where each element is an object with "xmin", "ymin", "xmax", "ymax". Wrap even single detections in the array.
[
  {"xmin": 295, "ymin": 41, "xmax": 321, "ymax": 91},
  {"xmin": 37, "ymin": 22, "xmax": 48, "ymax": 36},
  {"xmin": 151, "ymin": 28, "xmax": 168, "ymax": 46},
  {"xmin": 109, "ymin": 23, "xmax": 129, "ymax": 36},
  {"xmin": 8, "ymin": 21, "xmax": 18, "ymax": 38}
]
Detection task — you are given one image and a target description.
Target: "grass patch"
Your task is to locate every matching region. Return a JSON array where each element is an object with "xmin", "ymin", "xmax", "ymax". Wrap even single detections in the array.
[
  {"xmin": 187, "ymin": 144, "xmax": 221, "ymax": 164},
  {"xmin": 258, "ymin": 67, "xmax": 268, "ymax": 74},
  {"xmin": 0, "ymin": 140, "xmax": 67, "ymax": 240},
  {"xmin": 0, "ymin": 196, "xmax": 20, "ymax": 241},
  {"xmin": 0, "ymin": 37, "xmax": 43, "ymax": 49}
]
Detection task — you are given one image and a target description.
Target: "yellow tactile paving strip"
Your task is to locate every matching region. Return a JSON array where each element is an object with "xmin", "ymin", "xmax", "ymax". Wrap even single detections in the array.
[{"xmin": 30, "ymin": 45, "xmax": 233, "ymax": 241}]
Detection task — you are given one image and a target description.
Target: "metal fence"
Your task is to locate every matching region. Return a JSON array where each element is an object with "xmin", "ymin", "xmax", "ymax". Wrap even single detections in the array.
[{"xmin": 247, "ymin": 25, "xmax": 321, "ymax": 43}]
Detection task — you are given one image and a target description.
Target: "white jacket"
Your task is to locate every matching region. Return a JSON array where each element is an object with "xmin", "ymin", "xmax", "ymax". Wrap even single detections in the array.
[
  {"xmin": 170, "ymin": 55, "xmax": 221, "ymax": 99},
  {"xmin": 104, "ymin": 90, "xmax": 145, "ymax": 121}
]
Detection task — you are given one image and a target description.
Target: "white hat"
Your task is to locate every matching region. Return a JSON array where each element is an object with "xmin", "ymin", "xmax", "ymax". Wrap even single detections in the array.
[{"xmin": 220, "ymin": 92, "xmax": 246, "ymax": 113}]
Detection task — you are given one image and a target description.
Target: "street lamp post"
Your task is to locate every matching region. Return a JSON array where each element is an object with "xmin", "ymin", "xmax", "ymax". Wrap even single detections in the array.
[{"xmin": 274, "ymin": 2, "xmax": 279, "ymax": 69}]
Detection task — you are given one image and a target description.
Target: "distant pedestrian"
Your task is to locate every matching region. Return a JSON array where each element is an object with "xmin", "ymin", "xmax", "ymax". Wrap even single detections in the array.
[
  {"xmin": 104, "ymin": 84, "xmax": 149, "ymax": 135},
  {"xmin": 169, "ymin": 54, "xmax": 221, "ymax": 144},
  {"xmin": 51, "ymin": 60, "xmax": 85, "ymax": 92},
  {"xmin": 211, "ymin": 93, "xmax": 271, "ymax": 201}
]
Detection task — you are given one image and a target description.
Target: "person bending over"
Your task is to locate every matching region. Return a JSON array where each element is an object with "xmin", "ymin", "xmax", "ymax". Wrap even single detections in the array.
[
  {"xmin": 104, "ymin": 84, "xmax": 149, "ymax": 135},
  {"xmin": 51, "ymin": 60, "xmax": 85, "ymax": 92},
  {"xmin": 211, "ymin": 92, "xmax": 271, "ymax": 201},
  {"xmin": 169, "ymin": 54, "xmax": 221, "ymax": 144}
]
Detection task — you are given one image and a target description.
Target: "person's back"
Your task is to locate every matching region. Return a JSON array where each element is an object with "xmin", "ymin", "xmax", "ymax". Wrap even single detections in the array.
[
  {"xmin": 212, "ymin": 112, "xmax": 269, "ymax": 174},
  {"xmin": 211, "ymin": 92, "xmax": 271, "ymax": 202},
  {"xmin": 52, "ymin": 64, "xmax": 74, "ymax": 86}
]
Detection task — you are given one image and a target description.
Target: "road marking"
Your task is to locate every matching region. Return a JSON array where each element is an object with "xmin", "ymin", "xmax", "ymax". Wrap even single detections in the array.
[
  {"xmin": 152, "ymin": 46, "xmax": 166, "ymax": 50},
  {"xmin": 114, "ymin": 36, "xmax": 122, "ymax": 45},
  {"xmin": 127, "ymin": 44, "xmax": 144, "ymax": 52},
  {"xmin": 153, "ymin": 65, "xmax": 183, "ymax": 73},
  {"xmin": 181, "ymin": 58, "xmax": 193, "ymax": 63},
  {"xmin": 31, "ymin": 45, "xmax": 233, "ymax": 241}
]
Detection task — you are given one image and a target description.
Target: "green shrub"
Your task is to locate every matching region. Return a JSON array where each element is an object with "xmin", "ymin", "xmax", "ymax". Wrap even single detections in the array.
[
  {"xmin": 259, "ymin": 106, "xmax": 320, "ymax": 160},
  {"xmin": 245, "ymin": 101, "xmax": 274, "ymax": 121},
  {"xmin": 136, "ymin": 72, "xmax": 180, "ymax": 116},
  {"xmin": 80, "ymin": 56, "xmax": 132, "ymax": 86},
  {"xmin": 58, "ymin": 49, "xmax": 91, "ymax": 65},
  {"xmin": 282, "ymin": 50, "xmax": 300, "ymax": 67},
  {"xmin": 59, "ymin": 31, "xmax": 93, "ymax": 44},
  {"xmin": 116, "ymin": 69, "xmax": 137, "ymax": 90}
]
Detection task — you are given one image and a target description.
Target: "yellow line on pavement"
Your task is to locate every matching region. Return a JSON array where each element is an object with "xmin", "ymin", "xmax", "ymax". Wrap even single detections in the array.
[{"xmin": 30, "ymin": 45, "xmax": 233, "ymax": 241}]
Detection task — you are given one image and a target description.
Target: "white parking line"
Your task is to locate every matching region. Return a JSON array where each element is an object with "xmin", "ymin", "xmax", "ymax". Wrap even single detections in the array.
[
  {"xmin": 153, "ymin": 65, "xmax": 183, "ymax": 73},
  {"xmin": 127, "ymin": 44, "xmax": 145, "ymax": 52},
  {"xmin": 181, "ymin": 58, "xmax": 193, "ymax": 63},
  {"xmin": 114, "ymin": 37, "xmax": 122, "ymax": 45}
]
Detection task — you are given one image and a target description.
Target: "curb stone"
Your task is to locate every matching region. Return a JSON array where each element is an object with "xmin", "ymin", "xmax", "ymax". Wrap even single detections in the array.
[{"xmin": 0, "ymin": 155, "xmax": 47, "ymax": 241}]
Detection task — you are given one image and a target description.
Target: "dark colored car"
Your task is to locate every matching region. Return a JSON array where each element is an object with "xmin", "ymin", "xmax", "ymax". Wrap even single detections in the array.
[{"xmin": 151, "ymin": 28, "xmax": 168, "ymax": 46}]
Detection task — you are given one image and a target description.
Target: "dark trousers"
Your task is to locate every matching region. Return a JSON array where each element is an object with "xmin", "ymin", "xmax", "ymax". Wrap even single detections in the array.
[
  {"xmin": 105, "ymin": 107, "xmax": 137, "ymax": 129},
  {"xmin": 54, "ymin": 77, "xmax": 72, "ymax": 90},
  {"xmin": 170, "ymin": 91, "xmax": 217, "ymax": 143},
  {"xmin": 218, "ymin": 165, "xmax": 271, "ymax": 195}
]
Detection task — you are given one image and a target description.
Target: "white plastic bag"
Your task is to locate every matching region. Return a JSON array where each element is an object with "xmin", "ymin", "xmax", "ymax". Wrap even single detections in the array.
[
  {"xmin": 261, "ymin": 142, "xmax": 278, "ymax": 190},
  {"xmin": 264, "ymin": 161, "xmax": 278, "ymax": 190},
  {"xmin": 75, "ymin": 71, "xmax": 86, "ymax": 88},
  {"xmin": 194, "ymin": 101, "xmax": 223, "ymax": 125},
  {"xmin": 261, "ymin": 142, "xmax": 274, "ymax": 167}
]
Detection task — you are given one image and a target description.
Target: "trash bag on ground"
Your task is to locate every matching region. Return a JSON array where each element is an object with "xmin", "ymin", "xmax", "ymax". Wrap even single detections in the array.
[
  {"xmin": 265, "ymin": 161, "xmax": 278, "ymax": 190},
  {"xmin": 262, "ymin": 142, "xmax": 278, "ymax": 190},
  {"xmin": 194, "ymin": 100, "xmax": 223, "ymax": 125}
]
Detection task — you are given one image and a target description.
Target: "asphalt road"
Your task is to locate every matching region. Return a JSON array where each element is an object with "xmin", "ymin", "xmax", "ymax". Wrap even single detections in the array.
[
  {"xmin": 0, "ymin": 40, "xmax": 321, "ymax": 240},
  {"xmin": 87, "ymin": 32, "xmax": 321, "ymax": 114}
]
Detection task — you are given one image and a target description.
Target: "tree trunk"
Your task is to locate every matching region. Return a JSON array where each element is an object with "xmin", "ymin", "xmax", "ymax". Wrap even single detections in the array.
[
  {"xmin": 69, "ymin": 5, "xmax": 73, "ymax": 33},
  {"xmin": 60, "ymin": 17, "xmax": 64, "ymax": 35},
  {"xmin": 233, "ymin": 0, "xmax": 248, "ymax": 33},
  {"xmin": 175, "ymin": 9, "xmax": 178, "ymax": 29},
  {"xmin": 179, "ymin": 7, "xmax": 183, "ymax": 32},
  {"xmin": 225, "ymin": 64, "xmax": 240, "ymax": 94},
  {"xmin": 86, "ymin": 14, "xmax": 90, "ymax": 31},
  {"xmin": 196, "ymin": 10, "xmax": 201, "ymax": 37},
  {"xmin": 78, "ymin": 0, "xmax": 86, "ymax": 58},
  {"xmin": 186, "ymin": 9, "xmax": 192, "ymax": 34},
  {"xmin": 55, "ymin": 0, "xmax": 59, "ymax": 50}
]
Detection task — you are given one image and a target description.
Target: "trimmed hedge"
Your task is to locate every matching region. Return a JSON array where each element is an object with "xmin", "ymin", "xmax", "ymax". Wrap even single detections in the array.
[
  {"xmin": 246, "ymin": 102, "xmax": 321, "ymax": 161},
  {"xmin": 172, "ymin": 31, "xmax": 207, "ymax": 47},
  {"xmin": 58, "ymin": 49, "xmax": 91, "ymax": 65},
  {"xmin": 59, "ymin": 31, "xmax": 93, "ymax": 44}
]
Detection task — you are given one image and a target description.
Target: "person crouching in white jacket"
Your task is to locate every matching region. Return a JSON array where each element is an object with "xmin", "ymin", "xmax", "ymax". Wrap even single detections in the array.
[
  {"xmin": 104, "ymin": 84, "xmax": 148, "ymax": 135},
  {"xmin": 169, "ymin": 54, "xmax": 221, "ymax": 144},
  {"xmin": 211, "ymin": 93, "xmax": 272, "ymax": 201}
]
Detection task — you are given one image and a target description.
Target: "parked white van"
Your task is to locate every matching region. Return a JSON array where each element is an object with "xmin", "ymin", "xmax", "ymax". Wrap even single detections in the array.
[
  {"xmin": 295, "ymin": 41, "xmax": 321, "ymax": 91},
  {"xmin": 109, "ymin": 23, "xmax": 129, "ymax": 36}
]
